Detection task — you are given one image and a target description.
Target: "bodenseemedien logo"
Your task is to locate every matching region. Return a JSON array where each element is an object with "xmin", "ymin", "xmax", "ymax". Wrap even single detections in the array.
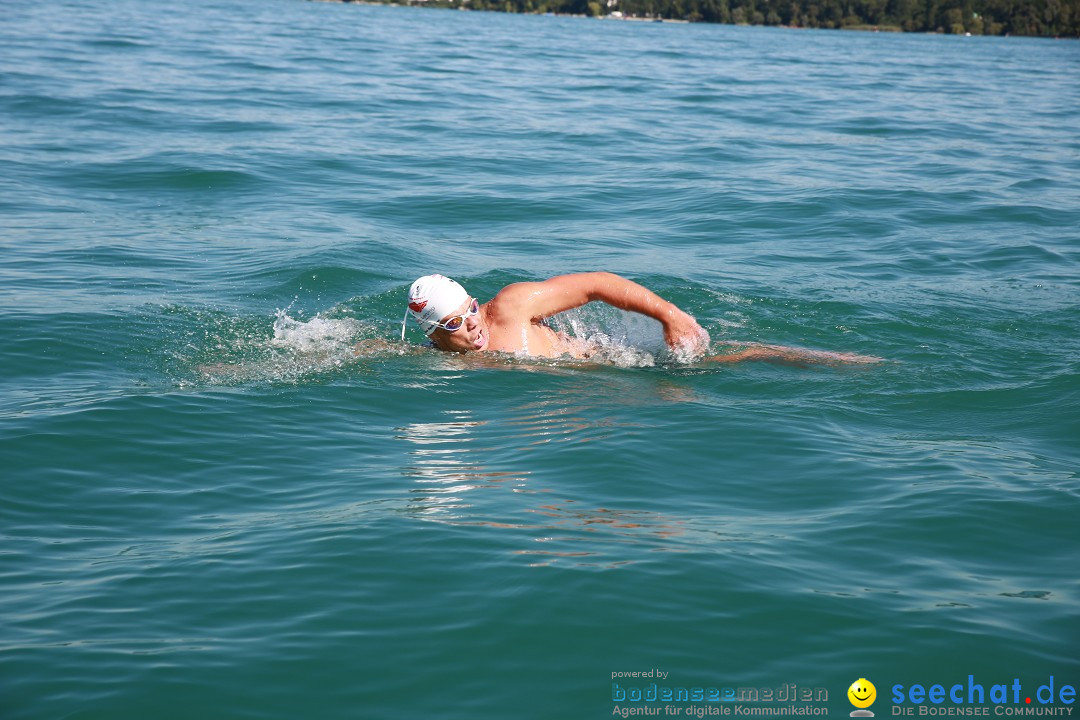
[{"xmin": 849, "ymin": 678, "xmax": 877, "ymax": 717}]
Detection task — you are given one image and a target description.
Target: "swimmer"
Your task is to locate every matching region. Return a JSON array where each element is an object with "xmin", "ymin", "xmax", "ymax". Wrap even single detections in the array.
[{"xmin": 398, "ymin": 273, "xmax": 881, "ymax": 365}]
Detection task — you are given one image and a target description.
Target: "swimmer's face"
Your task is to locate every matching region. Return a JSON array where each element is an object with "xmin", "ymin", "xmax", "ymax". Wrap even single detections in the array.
[
  {"xmin": 431, "ymin": 296, "xmax": 488, "ymax": 353},
  {"xmin": 848, "ymin": 679, "xmax": 876, "ymax": 709}
]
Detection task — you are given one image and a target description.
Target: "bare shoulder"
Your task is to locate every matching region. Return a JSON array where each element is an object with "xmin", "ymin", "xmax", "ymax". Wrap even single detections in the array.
[
  {"xmin": 487, "ymin": 281, "xmax": 549, "ymax": 321},
  {"xmin": 488, "ymin": 274, "xmax": 610, "ymax": 322},
  {"xmin": 490, "ymin": 280, "xmax": 547, "ymax": 303}
]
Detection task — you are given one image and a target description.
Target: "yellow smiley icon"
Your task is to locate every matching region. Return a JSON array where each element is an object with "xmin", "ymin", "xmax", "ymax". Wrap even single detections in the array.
[{"xmin": 848, "ymin": 678, "xmax": 877, "ymax": 709}]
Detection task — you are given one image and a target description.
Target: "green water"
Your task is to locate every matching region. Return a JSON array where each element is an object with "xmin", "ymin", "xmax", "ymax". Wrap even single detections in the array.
[{"xmin": 1, "ymin": 0, "xmax": 1078, "ymax": 718}]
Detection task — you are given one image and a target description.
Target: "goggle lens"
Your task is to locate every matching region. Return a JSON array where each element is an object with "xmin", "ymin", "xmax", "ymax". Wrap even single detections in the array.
[{"xmin": 440, "ymin": 299, "xmax": 479, "ymax": 333}]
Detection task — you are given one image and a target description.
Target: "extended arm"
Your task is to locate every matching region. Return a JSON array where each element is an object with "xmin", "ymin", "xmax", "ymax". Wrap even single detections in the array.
[{"xmin": 706, "ymin": 344, "xmax": 883, "ymax": 367}]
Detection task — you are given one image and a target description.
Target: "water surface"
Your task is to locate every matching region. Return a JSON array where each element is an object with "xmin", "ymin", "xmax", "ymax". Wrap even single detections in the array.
[{"xmin": 1, "ymin": 0, "xmax": 1078, "ymax": 718}]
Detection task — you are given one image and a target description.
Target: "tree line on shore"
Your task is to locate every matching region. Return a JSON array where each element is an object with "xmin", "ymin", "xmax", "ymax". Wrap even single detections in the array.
[{"xmin": 355, "ymin": 0, "xmax": 1080, "ymax": 36}]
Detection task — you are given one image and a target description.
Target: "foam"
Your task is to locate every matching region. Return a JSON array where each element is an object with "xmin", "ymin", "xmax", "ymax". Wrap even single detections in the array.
[
  {"xmin": 270, "ymin": 310, "xmax": 362, "ymax": 353},
  {"xmin": 546, "ymin": 305, "xmax": 713, "ymax": 368},
  {"xmin": 192, "ymin": 310, "xmax": 368, "ymax": 385}
]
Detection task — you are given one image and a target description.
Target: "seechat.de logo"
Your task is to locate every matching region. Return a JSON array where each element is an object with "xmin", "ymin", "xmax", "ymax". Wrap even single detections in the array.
[{"xmin": 849, "ymin": 678, "xmax": 878, "ymax": 717}]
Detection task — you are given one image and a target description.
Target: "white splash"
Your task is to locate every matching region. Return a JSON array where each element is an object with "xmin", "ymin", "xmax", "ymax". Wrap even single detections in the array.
[
  {"xmin": 270, "ymin": 310, "xmax": 362, "ymax": 353},
  {"xmin": 547, "ymin": 306, "xmax": 666, "ymax": 367},
  {"xmin": 196, "ymin": 310, "xmax": 367, "ymax": 384}
]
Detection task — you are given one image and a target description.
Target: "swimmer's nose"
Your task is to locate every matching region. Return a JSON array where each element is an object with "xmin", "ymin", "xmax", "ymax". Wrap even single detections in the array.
[{"xmin": 466, "ymin": 314, "xmax": 480, "ymax": 331}]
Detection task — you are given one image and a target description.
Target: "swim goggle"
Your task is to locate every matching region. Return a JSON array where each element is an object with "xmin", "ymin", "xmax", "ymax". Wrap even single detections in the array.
[{"xmin": 430, "ymin": 298, "xmax": 480, "ymax": 333}]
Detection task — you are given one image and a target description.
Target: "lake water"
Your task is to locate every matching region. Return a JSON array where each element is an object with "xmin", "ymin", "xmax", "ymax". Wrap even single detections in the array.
[{"xmin": 1, "ymin": 0, "xmax": 1078, "ymax": 717}]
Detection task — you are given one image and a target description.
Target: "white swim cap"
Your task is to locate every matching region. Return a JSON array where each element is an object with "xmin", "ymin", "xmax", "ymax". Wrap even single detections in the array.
[{"xmin": 402, "ymin": 274, "xmax": 469, "ymax": 339}]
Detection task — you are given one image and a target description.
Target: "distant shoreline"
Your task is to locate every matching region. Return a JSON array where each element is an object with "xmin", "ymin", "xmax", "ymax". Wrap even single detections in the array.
[
  {"xmin": 310, "ymin": 0, "xmax": 1078, "ymax": 39},
  {"xmin": 310, "ymin": 0, "xmax": 693, "ymax": 23}
]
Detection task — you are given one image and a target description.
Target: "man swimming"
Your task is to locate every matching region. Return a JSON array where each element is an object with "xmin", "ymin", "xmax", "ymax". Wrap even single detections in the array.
[{"xmin": 401, "ymin": 272, "xmax": 880, "ymax": 365}]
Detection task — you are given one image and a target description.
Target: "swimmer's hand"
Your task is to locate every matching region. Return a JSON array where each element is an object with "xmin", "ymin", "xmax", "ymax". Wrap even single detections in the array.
[{"xmin": 662, "ymin": 307, "xmax": 711, "ymax": 358}]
